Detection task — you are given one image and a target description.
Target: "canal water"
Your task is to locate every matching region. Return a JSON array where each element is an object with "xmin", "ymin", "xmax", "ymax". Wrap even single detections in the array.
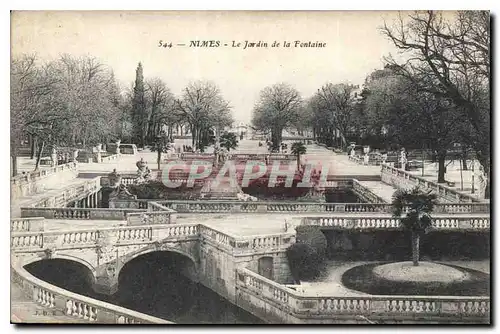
[{"xmin": 25, "ymin": 256, "xmax": 264, "ymax": 324}]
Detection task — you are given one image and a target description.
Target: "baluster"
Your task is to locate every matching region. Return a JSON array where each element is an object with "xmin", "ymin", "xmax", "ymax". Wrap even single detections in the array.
[
  {"xmin": 83, "ymin": 304, "xmax": 89, "ymax": 319},
  {"xmin": 66, "ymin": 300, "xmax": 73, "ymax": 315}
]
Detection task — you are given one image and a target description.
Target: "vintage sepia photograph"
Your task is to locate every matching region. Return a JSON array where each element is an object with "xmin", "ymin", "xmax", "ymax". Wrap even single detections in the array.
[{"xmin": 10, "ymin": 10, "xmax": 490, "ymax": 325}]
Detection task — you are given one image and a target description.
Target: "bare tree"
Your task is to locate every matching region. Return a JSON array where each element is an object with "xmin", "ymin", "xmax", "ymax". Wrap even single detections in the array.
[
  {"xmin": 145, "ymin": 78, "xmax": 175, "ymax": 143},
  {"xmin": 315, "ymin": 83, "xmax": 358, "ymax": 149},
  {"xmin": 251, "ymin": 83, "xmax": 303, "ymax": 150},
  {"xmin": 381, "ymin": 10, "xmax": 490, "ymax": 197},
  {"xmin": 175, "ymin": 81, "xmax": 232, "ymax": 150}
]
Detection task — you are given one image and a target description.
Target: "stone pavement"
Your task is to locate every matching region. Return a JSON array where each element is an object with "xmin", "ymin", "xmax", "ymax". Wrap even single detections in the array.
[
  {"xmin": 303, "ymin": 144, "xmax": 383, "ymax": 177},
  {"xmin": 357, "ymin": 180, "xmax": 397, "ymax": 202}
]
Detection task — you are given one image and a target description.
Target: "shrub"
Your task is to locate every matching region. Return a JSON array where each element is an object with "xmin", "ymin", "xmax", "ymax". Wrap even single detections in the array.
[
  {"xmin": 286, "ymin": 226, "xmax": 328, "ymax": 282},
  {"xmin": 286, "ymin": 243, "xmax": 323, "ymax": 282},
  {"xmin": 295, "ymin": 226, "xmax": 328, "ymax": 256}
]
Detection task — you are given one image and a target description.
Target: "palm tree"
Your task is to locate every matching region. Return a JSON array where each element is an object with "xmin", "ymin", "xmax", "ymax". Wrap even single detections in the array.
[
  {"xmin": 220, "ymin": 132, "xmax": 238, "ymax": 152},
  {"xmin": 150, "ymin": 133, "xmax": 172, "ymax": 170},
  {"xmin": 291, "ymin": 142, "xmax": 307, "ymax": 170},
  {"xmin": 392, "ymin": 187, "xmax": 438, "ymax": 266}
]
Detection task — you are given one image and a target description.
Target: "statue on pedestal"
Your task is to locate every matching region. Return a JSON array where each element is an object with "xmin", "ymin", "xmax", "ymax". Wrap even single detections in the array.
[
  {"xmin": 51, "ymin": 147, "xmax": 58, "ymax": 167},
  {"xmin": 115, "ymin": 140, "xmax": 121, "ymax": 155},
  {"xmin": 109, "ymin": 184, "xmax": 137, "ymax": 201},
  {"xmin": 108, "ymin": 169, "xmax": 122, "ymax": 188},
  {"xmin": 135, "ymin": 157, "xmax": 151, "ymax": 184},
  {"xmin": 400, "ymin": 148, "xmax": 407, "ymax": 170}
]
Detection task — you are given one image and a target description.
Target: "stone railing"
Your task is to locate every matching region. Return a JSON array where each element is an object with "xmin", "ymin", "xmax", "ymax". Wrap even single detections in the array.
[
  {"xmin": 153, "ymin": 200, "xmax": 489, "ymax": 215},
  {"xmin": 11, "ymin": 223, "xmax": 200, "ymax": 252},
  {"xmin": 178, "ymin": 152, "xmax": 296, "ymax": 162},
  {"xmin": 11, "ymin": 162, "xmax": 80, "ymax": 202},
  {"xmin": 348, "ymin": 154, "xmax": 383, "ymax": 166},
  {"xmin": 245, "ymin": 233, "xmax": 296, "ymax": 251},
  {"xmin": 21, "ymin": 177, "xmax": 101, "ymax": 210},
  {"xmin": 101, "ymin": 154, "xmax": 119, "ymax": 162},
  {"xmin": 156, "ymin": 200, "xmax": 387, "ymax": 214},
  {"xmin": 20, "ymin": 207, "xmax": 146, "ymax": 220},
  {"xmin": 11, "ymin": 264, "xmax": 171, "ymax": 324},
  {"xmin": 198, "ymin": 224, "xmax": 294, "ymax": 255},
  {"xmin": 301, "ymin": 215, "xmax": 490, "ymax": 231},
  {"xmin": 11, "ymin": 162, "xmax": 78, "ymax": 185},
  {"xmin": 236, "ymin": 268, "xmax": 489, "ymax": 323},
  {"xmin": 11, "ymin": 217, "xmax": 45, "ymax": 232},
  {"xmin": 179, "ymin": 153, "xmax": 214, "ymax": 160},
  {"xmin": 352, "ymin": 179, "xmax": 389, "ymax": 204},
  {"xmin": 381, "ymin": 164, "xmax": 478, "ymax": 203},
  {"xmin": 126, "ymin": 211, "xmax": 174, "ymax": 226},
  {"xmin": 109, "ymin": 199, "xmax": 149, "ymax": 210},
  {"xmin": 236, "ymin": 267, "xmax": 294, "ymax": 310},
  {"xmin": 198, "ymin": 224, "xmax": 238, "ymax": 250}
]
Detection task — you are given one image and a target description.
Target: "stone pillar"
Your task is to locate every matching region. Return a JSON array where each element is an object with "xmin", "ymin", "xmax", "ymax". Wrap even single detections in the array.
[
  {"xmin": 51, "ymin": 148, "xmax": 58, "ymax": 167},
  {"xmin": 93, "ymin": 273, "xmax": 119, "ymax": 295},
  {"xmin": 115, "ymin": 140, "xmax": 121, "ymax": 155},
  {"xmin": 73, "ymin": 150, "xmax": 79, "ymax": 162},
  {"xmin": 95, "ymin": 148, "xmax": 102, "ymax": 163}
]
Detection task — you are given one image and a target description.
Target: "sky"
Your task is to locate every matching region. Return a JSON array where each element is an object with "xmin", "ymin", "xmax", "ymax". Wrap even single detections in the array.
[{"xmin": 11, "ymin": 11, "xmax": 412, "ymax": 124}]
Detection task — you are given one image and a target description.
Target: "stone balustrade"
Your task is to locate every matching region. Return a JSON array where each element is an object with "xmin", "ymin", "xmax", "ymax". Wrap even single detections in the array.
[
  {"xmin": 199, "ymin": 224, "xmax": 237, "ymax": 249},
  {"xmin": 11, "ymin": 223, "xmax": 201, "ymax": 252},
  {"xmin": 11, "ymin": 162, "xmax": 78, "ymax": 185},
  {"xmin": 11, "ymin": 163, "xmax": 85, "ymax": 204},
  {"xmin": 245, "ymin": 233, "xmax": 295, "ymax": 251},
  {"xmin": 109, "ymin": 199, "xmax": 149, "ymax": 210},
  {"xmin": 101, "ymin": 154, "xmax": 119, "ymax": 162},
  {"xmin": 178, "ymin": 152, "xmax": 296, "ymax": 161},
  {"xmin": 302, "ymin": 215, "xmax": 490, "ymax": 231},
  {"xmin": 21, "ymin": 207, "xmax": 146, "ymax": 220},
  {"xmin": 11, "ymin": 264, "xmax": 172, "ymax": 324},
  {"xmin": 237, "ymin": 268, "xmax": 293, "ymax": 309},
  {"xmin": 126, "ymin": 211, "xmax": 173, "ymax": 226},
  {"xmin": 236, "ymin": 268, "xmax": 489, "ymax": 323},
  {"xmin": 21, "ymin": 178, "xmax": 101, "ymax": 210},
  {"xmin": 381, "ymin": 164, "xmax": 478, "ymax": 203},
  {"xmin": 11, "ymin": 217, "xmax": 44, "ymax": 232},
  {"xmin": 153, "ymin": 200, "xmax": 489, "ymax": 215}
]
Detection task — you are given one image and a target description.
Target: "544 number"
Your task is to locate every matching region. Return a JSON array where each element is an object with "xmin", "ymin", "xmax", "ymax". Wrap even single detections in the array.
[{"xmin": 158, "ymin": 40, "xmax": 173, "ymax": 48}]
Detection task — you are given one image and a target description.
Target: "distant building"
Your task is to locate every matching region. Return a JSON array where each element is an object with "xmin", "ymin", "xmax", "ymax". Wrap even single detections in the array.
[{"xmin": 229, "ymin": 122, "xmax": 250, "ymax": 139}]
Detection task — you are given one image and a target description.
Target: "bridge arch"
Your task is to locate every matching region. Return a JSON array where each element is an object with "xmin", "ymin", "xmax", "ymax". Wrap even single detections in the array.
[
  {"xmin": 117, "ymin": 247, "xmax": 199, "ymax": 283},
  {"xmin": 23, "ymin": 257, "xmax": 97, "ymax": 293},
  {"xmin": 21, "ymin": 254, "xmax": 96, "ymax": 276}
]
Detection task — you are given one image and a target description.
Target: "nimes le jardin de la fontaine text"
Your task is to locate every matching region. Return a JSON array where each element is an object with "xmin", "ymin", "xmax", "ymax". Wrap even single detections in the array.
[{"xmin": 158, "ymin": 40, "xmax": 327, "ymax": 49}]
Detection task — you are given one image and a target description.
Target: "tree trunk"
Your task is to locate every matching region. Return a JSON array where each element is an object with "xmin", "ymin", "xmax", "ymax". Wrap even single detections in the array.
[
  {"xmin": 411, "ymin": 232, "xmax": 420, "ymax": 266},
  {"xmin": 437, "ymin": 151, "xmax": 446, "ymax": 183},
  {"xmin": 477, "ymin": 155, "xmax": 491, "ymax": 199},
  {"xmin": 30, "ymin": 135, "xmax": 36, "ymax": 159},
  {"xmin": 34, "ymin": 141, "xmax": 45, "ymax": 171},
  {"xmin": 461, "ymin": 158, "xmax": 468, "ymax": 171},
  {"xmin": 11, "ymin": 150, "xmax": 18, "ymax": 177},
  {"xmin": 157, "ymin": 150, "xmax": 161, "ymax": 171}
]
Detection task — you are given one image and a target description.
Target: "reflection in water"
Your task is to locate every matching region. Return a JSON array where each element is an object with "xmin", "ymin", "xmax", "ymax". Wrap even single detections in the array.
[{"xmin": 25, "ymin": 255, "xmax": 263, "ymax": 324}]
